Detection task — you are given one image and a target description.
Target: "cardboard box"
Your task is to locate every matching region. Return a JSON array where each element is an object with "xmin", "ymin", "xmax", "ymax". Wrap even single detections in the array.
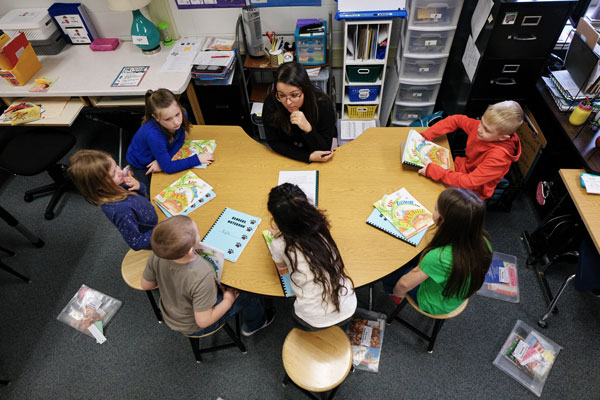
[{"xmin": 516, "ymin": 107, "xmax": 547, "ymax": 182}]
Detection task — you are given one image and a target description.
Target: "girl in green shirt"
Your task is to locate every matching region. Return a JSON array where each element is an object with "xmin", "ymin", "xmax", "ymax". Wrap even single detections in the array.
[{"xmin": 382, "ymin": 187, "xmax": 492, "ymax": 315}]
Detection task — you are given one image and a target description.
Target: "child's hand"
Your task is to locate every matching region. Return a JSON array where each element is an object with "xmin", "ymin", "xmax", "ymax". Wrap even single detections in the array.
[
  {"xmin": 199, "ymin": 153, "xmax": 214, "ymax": 165},
  {"xmin": 418, "ymin": 159, "xmax": 432, "ymax": 176},
  {"xmin": 123, "ymin": 171, "xmax": 140, "ymax": 191},
  {"xmin": 146, "ymin": 160, "xmax": 162, "ymax": 174},
  {"xmin": 222, "ymin": 287, "xmax": 240, "ymax": 304},
  {"xmin": 309, "ymin": 150, "xmax": 334, "ymax": 162},
  {"xmin": 290, "ymin": 111, "xmax": 312, "ymax": 133}
]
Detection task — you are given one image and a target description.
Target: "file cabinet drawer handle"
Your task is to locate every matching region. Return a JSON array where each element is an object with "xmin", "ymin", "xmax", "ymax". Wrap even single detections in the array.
[
  {"xmin": 490, "ymin": 77, "xmax": 517, "ymax": 86},
  {"xmin": 509, "ymin": 33, "xmax": 537, "ymax": 41}
]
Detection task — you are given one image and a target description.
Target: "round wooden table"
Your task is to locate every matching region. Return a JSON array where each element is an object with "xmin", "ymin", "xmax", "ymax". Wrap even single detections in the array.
[{"xmin": 151, "ymin": 126, "xmax": 450, "ymax": 296}]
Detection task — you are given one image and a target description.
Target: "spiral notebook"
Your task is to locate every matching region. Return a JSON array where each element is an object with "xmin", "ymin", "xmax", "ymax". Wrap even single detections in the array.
[
  {"xmin": 262, "ymin": 230, "xmax": 295, "ymax": 297},
  {"xmin": 366, "ymin": 209, "xmax": 427, "ymax": 246},
  {"xmin": 201, "ymin": 208, "xmax": 261, "ymax": 262}
]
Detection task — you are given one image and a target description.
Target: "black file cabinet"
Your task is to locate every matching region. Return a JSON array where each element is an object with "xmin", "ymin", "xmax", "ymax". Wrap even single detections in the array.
[
  {"xmin": 192, "ymin": 65, "xmax": 253, "ymax": 136},
  {"xmin": 437, "ymin": 0, "xmax": 576, "ymax": 117}
]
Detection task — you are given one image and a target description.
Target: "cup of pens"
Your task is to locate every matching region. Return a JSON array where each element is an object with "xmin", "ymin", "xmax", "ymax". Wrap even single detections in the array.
[{"xmin": 269, "ymin": 49, "xmax": 283, "ymax": 67}]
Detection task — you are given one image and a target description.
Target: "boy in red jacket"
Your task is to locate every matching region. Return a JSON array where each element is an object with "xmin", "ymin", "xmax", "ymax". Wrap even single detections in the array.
[{"xmin": 419, "ymin": 101, "xmax": 523, "ymax": 200}]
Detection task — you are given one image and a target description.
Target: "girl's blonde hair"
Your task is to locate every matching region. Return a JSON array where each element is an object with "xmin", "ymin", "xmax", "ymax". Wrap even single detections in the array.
[
  {"xmin": 68, "ymin": 149, "xmax": 132, "ymax": 206},
  {"xmin": 142, "ymin": 88, "xmax": 191, "ymax": 142},
  {"xmin": 482, "ymin": 100, "xmax": 524, "ymax": 134}
]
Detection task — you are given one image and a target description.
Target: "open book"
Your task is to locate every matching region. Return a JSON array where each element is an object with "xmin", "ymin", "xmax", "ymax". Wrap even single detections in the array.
[
  {"xmin": 196, "ymin": 242, "xmax": 225, "ymax": 284},
  {"xmin": 402, "ymin": 129, "xmax": 450, "ymax": 169},
  {"xmin": 262, "ymin": 230, "xmax": 295, "ymax": 297},
  {"xmin": 172, "ymin": 139, "xmax": 216, "ymax": 169},
  {"xmin": 153, "ymin": 171, "xmax": 213, "ymax": 216},
  {"xmin": 373, "ymin": 188, "xmax": 434, "ymax": 239}
]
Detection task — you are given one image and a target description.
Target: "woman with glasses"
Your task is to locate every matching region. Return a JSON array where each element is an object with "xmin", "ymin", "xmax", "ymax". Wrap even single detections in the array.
[{"xmin": 263, "ymin": 61, "xmax": 336, "ymax": 163}]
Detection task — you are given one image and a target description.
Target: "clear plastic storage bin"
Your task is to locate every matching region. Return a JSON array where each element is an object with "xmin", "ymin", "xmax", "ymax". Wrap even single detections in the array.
[
  {"xmin": 309, "ymin": 68, "xmax": 329, "ymax": 92},
  {"xmin": 392, "ymin": 102, "xmax": 434, "ymax": 124},
  {"xmin": 493, "ymin": 320, "xmax": 562, "ymax": 397},
  {"xmin": 398, "ymin": 54, "xmax": 448, "ymax": 80},
  {"xmin": 408, "ymin": 0, "xmax": 464, "ymax": 27},
  {"xmin": 397, "ymin": 79, "xmax": 441, "ymax": 103},
  {"xmin": 403, "ymin": 26, "xmax": 456, "ymax": 55}
]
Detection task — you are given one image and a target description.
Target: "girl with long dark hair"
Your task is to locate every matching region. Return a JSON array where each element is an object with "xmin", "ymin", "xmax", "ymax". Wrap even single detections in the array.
[
  {"xmin": 267, "ymin": 183, "xmax": 356, "ymax": 329},
  {"xmin": 263, "ymin": 62, "xmax": 336, "ymax": 163},
  {"xmin": 382, "ymin": 187, "xmax": 492, "ymax": 314}
]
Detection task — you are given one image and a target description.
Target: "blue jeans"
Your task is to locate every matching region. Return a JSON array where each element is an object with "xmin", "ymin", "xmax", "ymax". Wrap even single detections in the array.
[
  {"xmin": 131, "ymin": 166, "xmax": 151, "ymax": 196},
  {"xmin": 574, "ymin": 234, "xmax": 600, "ymax": 292},
  {"xmin": 187, "ymin": 291, "xmax": 266, "ymax": 337},
  {"xmin": 381, "ymin": 259, "xmax": 420, "ymax": 305}
]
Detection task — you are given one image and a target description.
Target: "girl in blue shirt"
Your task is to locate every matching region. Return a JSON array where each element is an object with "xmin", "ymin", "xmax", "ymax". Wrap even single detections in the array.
[
  {"xmin": 68, "ymin": 149, "xmax": 158, "ymax": 251},
  {"xmin": 126, "ymin": 88, "xmax": 215, "ymax": 189}
]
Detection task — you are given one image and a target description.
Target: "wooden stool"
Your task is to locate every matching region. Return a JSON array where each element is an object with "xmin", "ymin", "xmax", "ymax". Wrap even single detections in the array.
[
  {"xmin": 120, "ymin": 249, "xmax": 162, "ymax": 323},
  {"xmin": 282, "ymin": 326, "xmax": 353, "ymax": 400},
  {"xmin": 386, "ymin": 296, "xmax": 468, "ymax": 353},
  {"xmin": 187, "ymin": 313, "xmax": 247, "ymax": 363}
]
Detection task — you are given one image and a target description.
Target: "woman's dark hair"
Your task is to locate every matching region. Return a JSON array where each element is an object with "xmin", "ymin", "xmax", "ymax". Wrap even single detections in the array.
[
  {"xmin": 142, "ymin": 88, "xmax": 190, "ymax": 142},
  {"xmin": 265, "ymin": 61, "xmax": 320, "ymax": 136},
  {"xmin": 267, "ymin": 183, "xmax": 353, "ymax": 311},
  {"xmin": 420, "ymin": 187, "xmax": 492, "ymax": 299}
]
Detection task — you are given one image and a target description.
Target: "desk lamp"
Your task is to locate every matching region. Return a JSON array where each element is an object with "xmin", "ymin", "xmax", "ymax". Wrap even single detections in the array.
[{"xmin": 108, "ymin": 0, "xmax": 160, "ymax": 54}]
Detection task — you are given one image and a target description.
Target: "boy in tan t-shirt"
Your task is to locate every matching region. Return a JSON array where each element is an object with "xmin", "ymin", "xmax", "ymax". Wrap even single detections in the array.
[{"xmin": 141, "ymin": 215, "xmax": 274, "ymax": 336}]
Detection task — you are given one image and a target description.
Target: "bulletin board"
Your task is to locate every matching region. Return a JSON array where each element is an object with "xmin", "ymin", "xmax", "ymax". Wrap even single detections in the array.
[{"xmin": 174, "ymin": 0, "xmax": 246, "ymax": 9}]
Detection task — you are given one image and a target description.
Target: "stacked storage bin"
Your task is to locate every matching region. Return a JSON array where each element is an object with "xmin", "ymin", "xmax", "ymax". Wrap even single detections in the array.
[
  {"xmin": 392, "ymin": 0, "xmax": 463, "ymax": 126},
  {"xmin": 0, "ymin": 8, "xmax": 66, "ymax": 56}
]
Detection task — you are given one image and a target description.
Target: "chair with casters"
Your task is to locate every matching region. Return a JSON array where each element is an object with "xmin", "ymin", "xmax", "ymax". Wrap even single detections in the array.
[
  {"xmin": 386, "ymin": 296, "xmax": 468, "ymax": 353},
  {"xmin": 281, "ymin": 326, "xmax": 353, "ymax": 400},
  {"xmin": 0, "ymin": 129, "xmax": 76, "ymax": 220},
  {"xmin": 186, "ymin": 313, "xmax": 247, "ymax": 363},
  {"xmin": 121, "ymin": 248, "xmax": 163, "ymax": 323}
]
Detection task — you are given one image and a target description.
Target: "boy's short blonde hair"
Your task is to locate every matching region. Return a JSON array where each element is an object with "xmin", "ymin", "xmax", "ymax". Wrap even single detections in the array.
[
  {"xmin": 482, "ymin": 100, "xmax": 524, "ymax": 135},
  {"xmin": 151, "ymin": 215, "xmax": 197, "ymax": 260}
]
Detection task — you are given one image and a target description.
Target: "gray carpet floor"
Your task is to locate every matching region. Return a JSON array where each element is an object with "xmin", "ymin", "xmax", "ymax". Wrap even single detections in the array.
[{"xmin": 1, "ymin": 118, "xmax": 599, "ymax": 399}]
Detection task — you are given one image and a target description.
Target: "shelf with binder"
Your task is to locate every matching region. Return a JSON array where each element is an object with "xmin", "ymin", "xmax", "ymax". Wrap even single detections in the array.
[{"xmin": 342, "ymin": 19, "xmax": 392, "ymax": 121}]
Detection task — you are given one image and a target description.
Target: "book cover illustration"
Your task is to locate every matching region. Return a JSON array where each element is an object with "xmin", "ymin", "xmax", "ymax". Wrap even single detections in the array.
[
  {"xmin": 172, "ymin": 139, "xmax": 216, "ymax": 169},
  {"xmin": 373, "ymin": 188, "xmax": 434, "ymax": 239},
  {"xmin": 56, "ymin": 284, "xmax": 122, "ymax": 339},
  {"xmin": 402, "ymin": 129, "xmax": 451, "ymax": 169},
  {"xmin": 153, "ymin": 171, "xmax": 213, "ymax": 216},
  {"xmin": 347, "ymin": 316, "xmax": 386, "ymax": 373},
  {"xmin": 477, "ymin": 251, "xmax": 519, "ymax": 303},
  {"xmin": 202, "ymin": 208, "xmax": 261, "ymax": 262},
  {"xmin": 155, "ymin": 190, "xmax": 215, "ymax": 218},
  {"xmin": 366, "ymin": 209, "xmax": 427, "ymax": 247},
  {"xmin": 262, "ymin": 229, "xmax": 295, "ymax": 297},
  {"xmin": 196, "ymin": 242, "xmax": 225, "ymax": 284},
  {"xmin": 493, "ymin": 320, "xmax": 562, "ymax": 397},
  {"xmin": 0, "ymin": 102, "xmax": 44, "ymax": 124}
]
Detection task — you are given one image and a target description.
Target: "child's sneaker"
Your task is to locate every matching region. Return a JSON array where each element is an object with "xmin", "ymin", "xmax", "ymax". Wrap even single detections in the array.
[{"xmin": 241, "ymin": 308, "xmax": 276, "ymax": 337}]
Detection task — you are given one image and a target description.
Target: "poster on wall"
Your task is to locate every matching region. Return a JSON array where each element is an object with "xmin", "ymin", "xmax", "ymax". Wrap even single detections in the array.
[
  {"xmin": 175, "ymin": 0, "xmax": 246, "ymax": 9},
  {"xmin": 249, "ymin": 0, "xmax": 321, "ymax": 6}
]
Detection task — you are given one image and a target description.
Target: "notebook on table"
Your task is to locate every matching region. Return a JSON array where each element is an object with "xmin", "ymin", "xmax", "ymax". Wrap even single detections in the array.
[
  {"xmin": 262, "ymin": 230, "xmax": 295, "ymax": 297},
  {"xmin": 278, "ymin": 170, "xmax": 319, "ymax": 207},
  {"xmin": 201, "ymin": 208, "xmax": 261, "ymax": 262},
  {"xmin": 366, "ymin": 209, "xmax": 427, "ymax": 246}
]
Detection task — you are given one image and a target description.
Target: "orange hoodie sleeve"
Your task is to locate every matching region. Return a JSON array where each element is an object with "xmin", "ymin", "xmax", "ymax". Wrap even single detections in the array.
[
  {"xmin": 425, "ymin": 148, "xmax": 513, "ymax": 199},
  {"xmin": 421, "ymin": 115, "xmax": 480, "ymax": 141}
]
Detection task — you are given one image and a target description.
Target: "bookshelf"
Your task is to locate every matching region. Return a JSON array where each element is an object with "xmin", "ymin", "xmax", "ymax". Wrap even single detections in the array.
[{"xmin": 342, "ymin": 20, "xmax": 392, "ymax": 121}]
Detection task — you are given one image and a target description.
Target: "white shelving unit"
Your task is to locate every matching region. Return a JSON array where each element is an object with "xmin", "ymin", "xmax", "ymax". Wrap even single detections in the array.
[
  {"xmin": 341, "ymin": 20, "xmax": 393, "ymax": 121},
  {"xmin": 387, "ymin": 0, "xmax": 464, "ymax": 126}
]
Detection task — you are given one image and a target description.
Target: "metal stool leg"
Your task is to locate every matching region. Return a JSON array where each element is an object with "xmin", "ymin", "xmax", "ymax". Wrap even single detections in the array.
[
  {"xmin": 188, "ymin": 337, "xmax": 202, "ymax": 363},
  {"xmin": 385, "ymin": 301, "xmax": 408, "ymax": 324},
  {"xmin": 0, "ymin": 260, "xmax": 31, "ymax": 283},
  {"xmin": 0, "ymin": 205, "xmax": 44, "ymax": 247},
  {"xmin": 223, "ymin": 321, "xmax": 247, "ymax": 354},
  {"xmin": 145, "ymin": 290, "xmax": 163, "ymax": 323},
  {"xmin": 427, "ymin": 319, "xmax": 445, "ymax": 353},
  {"xmin": 538, "ymin": 273, "xmax": 576, "ymax": 328}
]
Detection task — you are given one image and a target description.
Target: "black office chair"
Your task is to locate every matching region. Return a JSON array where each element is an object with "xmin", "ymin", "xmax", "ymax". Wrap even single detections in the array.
[{"xmin": 0, "ymin": 129, "xmax": 76, "ymax": 220}]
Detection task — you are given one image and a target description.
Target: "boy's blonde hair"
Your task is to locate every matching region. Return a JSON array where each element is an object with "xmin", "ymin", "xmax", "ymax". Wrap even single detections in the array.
[
  {"xmin": 151, "ymin": 215, "xmax": 197, "ymax": 260},
  {"xmin": 68, "ymin": 149, "xmax": 131, "ymax": 206},
  {"xmin": 482, "ymin": 100, "xmax": 524, "ymax": 135}
]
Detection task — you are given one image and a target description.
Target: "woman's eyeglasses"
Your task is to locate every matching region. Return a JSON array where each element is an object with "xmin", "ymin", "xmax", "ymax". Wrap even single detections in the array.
[{"xmin": 276, "ymin": 91, "xmax": 303, "ymax": 102}]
